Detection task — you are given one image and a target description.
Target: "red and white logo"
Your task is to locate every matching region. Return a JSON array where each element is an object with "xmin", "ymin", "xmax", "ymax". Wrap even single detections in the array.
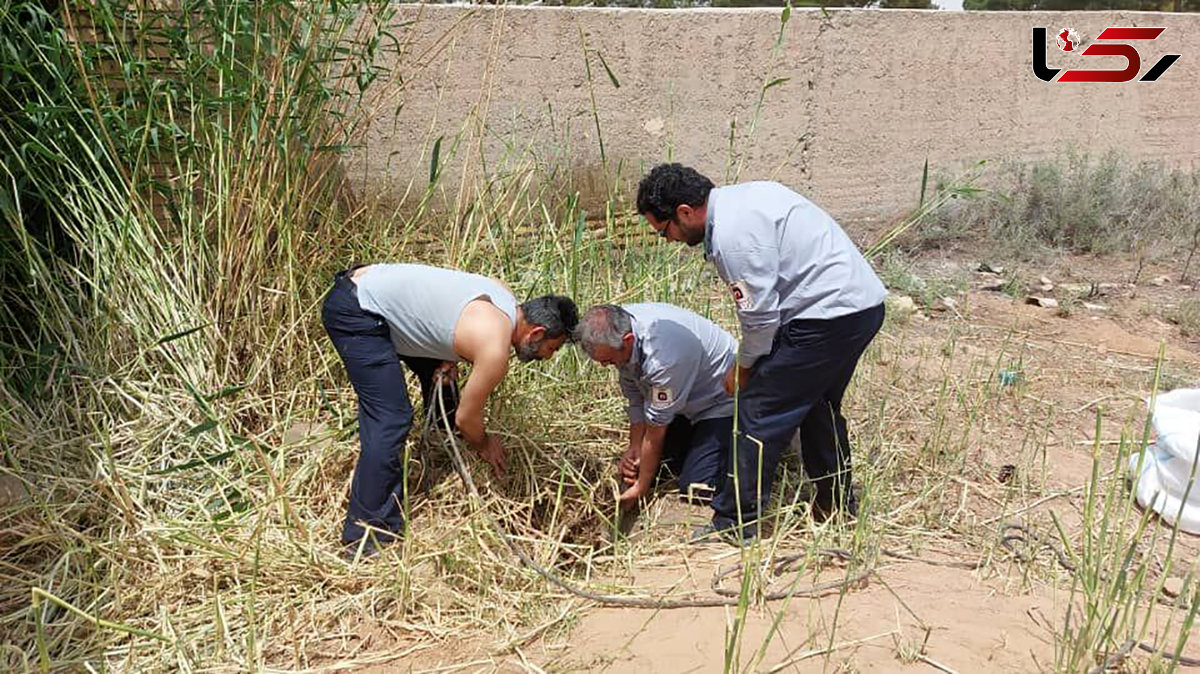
[
  {"xmin": 729, "ymin": 280, "xmax": 753, "ymax": 311},
  {"xmin": 1056, "ymin": 27, "xmax": 1080, "ymax": 52},
  {"xmin": 1033, "ymin": 26, "xmax": 1180, "ymax": 83},
  {"xmin": 650, "ymin": 386, "xmax": 675, "ymax": 409}
]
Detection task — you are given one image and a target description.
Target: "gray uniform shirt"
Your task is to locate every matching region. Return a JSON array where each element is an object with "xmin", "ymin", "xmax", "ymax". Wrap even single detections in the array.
[
  {"xmin": 617, "ymin": 303, "xmax": 737, "ymax": 427},
  {"xmin": 354, "ymin": 264, "xmax": 518, "ymax": 362},
  {"xmin": 703, "ymin": 182, "xmax": 887, "ymax": 366}
]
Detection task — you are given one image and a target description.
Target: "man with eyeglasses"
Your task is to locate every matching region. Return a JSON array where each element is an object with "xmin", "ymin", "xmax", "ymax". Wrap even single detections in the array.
[
  {"xmin": 636, "ymin": 163, "xmax": 887, "ymax": 543},
  {"xmin": 575, "ymin": 303, "xmax": 736, "ymax": 509}
]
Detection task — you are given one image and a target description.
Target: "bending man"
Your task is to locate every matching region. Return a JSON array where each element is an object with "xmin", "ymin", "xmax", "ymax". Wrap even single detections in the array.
[
  {"xmin": 322, "ymin": 263, "xmax": 578, "ymax": 554},
  {"xmin": 637, "ymin": 164, "xmax": 887, "ymax": 541},
  {"xmin": 576, "ymin": 303, "xmax": 736, "ymax": 508}
]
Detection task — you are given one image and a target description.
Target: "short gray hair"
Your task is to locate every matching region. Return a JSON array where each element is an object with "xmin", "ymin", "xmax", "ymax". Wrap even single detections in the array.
[{"xmin": 575, "ymin": 304, "xmax": 632, "ymax": 352}]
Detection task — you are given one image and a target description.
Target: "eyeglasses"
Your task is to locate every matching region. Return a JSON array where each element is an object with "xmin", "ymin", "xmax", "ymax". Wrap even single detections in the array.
[{"xmin": 656, "ymin": 219, "xmax": 673, "ymax": 238}]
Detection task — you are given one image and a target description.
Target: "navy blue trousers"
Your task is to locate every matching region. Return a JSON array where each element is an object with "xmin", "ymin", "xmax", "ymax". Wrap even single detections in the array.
[
  {"xmin": 712, "ymin": 304, "xmax": 884, "ymax": 530},
  {"xmin": 321, "ymin": 270, "xmax": 458, "ymax": 543},
  {"xmin": 660, "ymin": 415, "xmax": 733, "ymax": 500}
]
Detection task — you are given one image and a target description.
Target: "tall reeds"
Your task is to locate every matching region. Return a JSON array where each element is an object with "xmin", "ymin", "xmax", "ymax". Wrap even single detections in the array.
[{"xmin": 3, "ymin": 3, "xmax": 1198, "ymax": 672}]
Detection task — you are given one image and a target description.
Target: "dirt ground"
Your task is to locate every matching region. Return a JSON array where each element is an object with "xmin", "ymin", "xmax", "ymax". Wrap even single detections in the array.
[{"xmin": 363, "ymin": 252, "xmax": 1200, "ymax": 674}]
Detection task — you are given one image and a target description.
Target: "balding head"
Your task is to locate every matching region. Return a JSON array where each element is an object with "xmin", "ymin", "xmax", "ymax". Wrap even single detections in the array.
[{"xmin": 575, "ymin": 304, "xmax": 635, "ymax": 366}]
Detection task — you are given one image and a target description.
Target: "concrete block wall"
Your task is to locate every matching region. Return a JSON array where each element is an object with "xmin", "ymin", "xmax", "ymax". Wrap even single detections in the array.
[{"xmin": 349, "ymin": 6, "xmax": 1199, "ymax": 223}]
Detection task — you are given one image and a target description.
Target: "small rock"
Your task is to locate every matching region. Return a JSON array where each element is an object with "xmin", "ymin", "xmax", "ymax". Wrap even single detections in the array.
[
  {"xmin": 1082, "ymin": 302, "xmax": 1108, "ymax": 311},
  {"xmin": 889, "ymin": 295, "xmax": 918, "ymax": 316},
  {"xmin": 1069, "ymin": 282, "xmax": 1109, "ymax": 298},
  {"xmin": 981, "ymin": 280, "xmax": 1007, "ymax": 292},
  {"xmin": 0, "ymin": 474, "xmax": 29, "ymax": 507},
  {"xmin": 1039, "ymin": 275, "xmax": 1054, "ymax": 288},
  {"xmin": 1163, "ymin": 576, "xmax": 1187, "ymax": 598},
  {"xmin": 997, "ymin": 464, "xmax": 1017, "ymax": 485},
  {"xmin": 940, "ymin": 297, "xmax": 958, "ymax": 311},
  {"xmin": 978, "ymin": 263, "xmax": 1005, "ymax": 275},
  {"xmin": 1152, "ymin": 275, "xmax": 1172, "ymax": 286},
  {"xmin": 1026, "ymin": 296, "xmax": 1059, "ymax": 309}
]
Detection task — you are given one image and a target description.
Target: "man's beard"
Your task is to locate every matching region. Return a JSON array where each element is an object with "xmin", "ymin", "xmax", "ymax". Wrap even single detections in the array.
[{"xmin": 516, "ymin": 339, "xmax": 542, "ymax": 363}]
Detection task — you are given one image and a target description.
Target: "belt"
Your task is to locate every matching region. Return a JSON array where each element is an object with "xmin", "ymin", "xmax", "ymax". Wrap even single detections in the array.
[{"xmin": 335, "ymin": 263, "xmax": 368, "ymax": 280}]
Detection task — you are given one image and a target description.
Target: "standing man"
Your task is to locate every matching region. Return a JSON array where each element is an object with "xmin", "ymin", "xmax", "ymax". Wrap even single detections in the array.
[
  {"xmin": 636, "ymin": 164, "xmax": 887, "ymax": 541},
  {"xmin": 575, "ymin": 303, "xmax": 737, "ymax": 508},
  {"xmin": 322, "ymin": 263, "xmax": 578, "ymax": 555}
]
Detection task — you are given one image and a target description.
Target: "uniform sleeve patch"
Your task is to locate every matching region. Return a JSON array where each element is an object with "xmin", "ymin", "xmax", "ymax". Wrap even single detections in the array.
[
  {"xmin": 729, "ymin": 280, "xmax": 753, "ymax": 311},
  {"xmin": 649, "ymin": 386, "xmax": 675, "ymax": 409}
]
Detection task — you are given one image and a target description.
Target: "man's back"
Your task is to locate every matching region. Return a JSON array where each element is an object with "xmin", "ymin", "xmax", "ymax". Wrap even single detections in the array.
[
  {"xmin": 354, "ymin": 264, "xmax": 517, "ymax": 362},
  {"xmin": 620, "ymin": 302, "xmax": 736, "ymax": 425},
  {"xmin": 705, "ymin": 181, "xmax": 887, "ymax": 323}
]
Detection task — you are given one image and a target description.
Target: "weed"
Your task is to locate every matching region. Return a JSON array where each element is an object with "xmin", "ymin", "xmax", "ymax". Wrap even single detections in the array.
[
  {"xmin": 1165, "ymin": 299, "xmax": 1200, "ymax": 338},
  {"xmin": 913, "ymin": 150, "xmax": 1200, "ymax": 267},
  {"xmin": 877, "ymin": 254, "xmax": 967, "ymax": 310}
]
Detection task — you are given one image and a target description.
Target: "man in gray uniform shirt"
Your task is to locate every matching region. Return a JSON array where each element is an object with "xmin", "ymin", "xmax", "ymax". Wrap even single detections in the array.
[
  {"xmin": 322, "ymin": 263, "xmax": 578, "ymax": 555},
  {"xmin": 576, "ymin": 303, "xmax": 736, "ymax": 508},
  {"xmin": 636, "ymin": 163, "xmax": 887, "ymax": 542}
]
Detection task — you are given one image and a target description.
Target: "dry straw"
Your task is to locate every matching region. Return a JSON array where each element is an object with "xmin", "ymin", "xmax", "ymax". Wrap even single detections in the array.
[{"xmin": 4, "ymin": 2, "xmax": 1200, "ymax": 673}]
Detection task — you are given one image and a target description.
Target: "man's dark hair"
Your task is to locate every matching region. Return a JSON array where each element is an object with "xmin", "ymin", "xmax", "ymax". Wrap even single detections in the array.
[
  {"xmin": 636, "ymin": 163, "xmax": 715, "ymax": 222},
  {"xmin": 520, "ymin": 295, "xmax": 579, "ymax": 340}
]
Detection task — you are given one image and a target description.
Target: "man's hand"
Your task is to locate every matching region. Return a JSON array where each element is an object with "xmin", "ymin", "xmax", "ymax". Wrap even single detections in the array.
[
  {"xmin": 618, "ymin": 480, "xmax": 648, "ymax": 510},
  {"xmin": 723, "ymin": 364, "xmax": 754, "ymax": 396},
  {"xmin": 434, "ymin": 360, "xmax": 458, "ymax": 384},
  {"xmin": 474, "ymin": 435, "xmax": 507, "ymax": 478},
  {"xmin": 619, "ymin": 449, "xmax": 640, "ymax": 485}
]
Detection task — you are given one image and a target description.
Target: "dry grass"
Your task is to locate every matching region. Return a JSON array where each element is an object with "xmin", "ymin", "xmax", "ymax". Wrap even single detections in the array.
[
  {"xmin": 8, "ymin": 208, "xmax": 1200, "ymax": 672},
  {"xmin": 911, "ymin": 151, "xmax": 1200, "ymax": 271},
  {"xmin": 5, "ymin": 2, "xmax": 1200, "ymax": 673}
]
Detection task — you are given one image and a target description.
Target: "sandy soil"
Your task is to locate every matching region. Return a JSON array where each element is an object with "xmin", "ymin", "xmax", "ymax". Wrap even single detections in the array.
[{"xmin": 361, "ymin": 253, "xmax": 1200, "ymax": 673}]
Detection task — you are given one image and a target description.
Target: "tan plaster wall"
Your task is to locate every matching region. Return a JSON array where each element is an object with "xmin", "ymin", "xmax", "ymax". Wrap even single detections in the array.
[{"xmin": 351, "ymin": 6, "xmax": 1200, "ymax": 223}]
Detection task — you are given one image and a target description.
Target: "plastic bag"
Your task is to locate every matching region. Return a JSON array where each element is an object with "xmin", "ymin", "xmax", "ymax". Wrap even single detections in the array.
[{"xmin": 1129, "ymin": 388, "xmax": 1200, "ymax": 533}]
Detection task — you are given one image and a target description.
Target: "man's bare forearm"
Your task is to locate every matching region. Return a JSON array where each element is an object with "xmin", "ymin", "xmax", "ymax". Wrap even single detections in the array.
[
  {"xmin": 454, "ymin": 348, "xmax": 508, "ymax": 448},
  {"xmin": 456, "ymin": 411, "xmax": 487, "ymax": 448}
]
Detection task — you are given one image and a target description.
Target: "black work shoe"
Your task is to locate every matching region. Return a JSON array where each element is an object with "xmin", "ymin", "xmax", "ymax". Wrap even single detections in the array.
[{"xmin": 689, "ymin": 521, "xmax": 758, "ymax": 547}]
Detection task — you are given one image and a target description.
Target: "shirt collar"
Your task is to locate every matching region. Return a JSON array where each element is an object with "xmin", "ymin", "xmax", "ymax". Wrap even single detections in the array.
[{"xmin": 625, "ymin": 315, "xmax": 645, "ymax": 372}]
